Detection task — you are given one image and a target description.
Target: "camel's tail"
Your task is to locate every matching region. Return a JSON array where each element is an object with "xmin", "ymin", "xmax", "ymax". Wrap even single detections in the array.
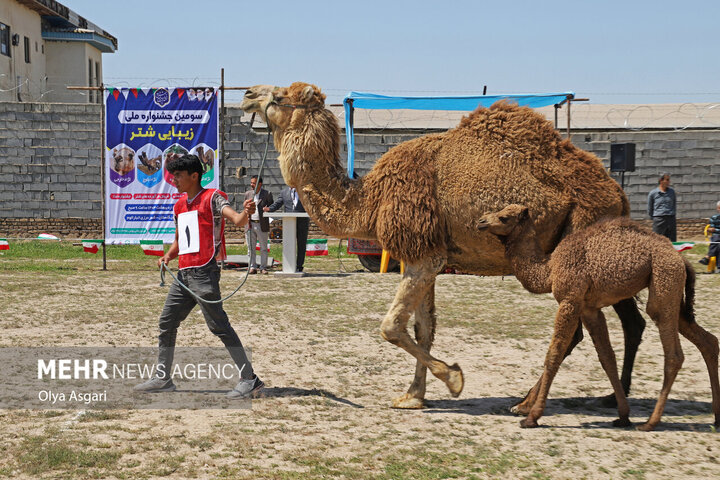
[{"xmin": 681, "ymin": 258, "xmax": 696, "ymax": 324}]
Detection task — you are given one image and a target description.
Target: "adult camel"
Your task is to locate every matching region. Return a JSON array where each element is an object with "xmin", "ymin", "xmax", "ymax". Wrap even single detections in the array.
[{"xmin": 241, "ymin": 82, "xmax": 646, "ymax": 409}]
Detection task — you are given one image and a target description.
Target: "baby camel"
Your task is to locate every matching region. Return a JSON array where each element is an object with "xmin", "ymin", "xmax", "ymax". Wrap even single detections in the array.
[{"xmin": 478, "ymin": 204, "xmax": 720, "ymax": 431}]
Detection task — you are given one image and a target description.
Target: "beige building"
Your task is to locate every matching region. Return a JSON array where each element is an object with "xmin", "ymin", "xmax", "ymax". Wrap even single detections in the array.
[{"xmin": 0, "ymin": 0, "xmax": 116, "ymax": 103}]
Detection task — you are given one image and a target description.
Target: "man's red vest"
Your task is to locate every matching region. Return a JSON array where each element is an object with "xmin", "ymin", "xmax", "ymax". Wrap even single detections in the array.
[{"xmin": 174, "ymin": 188, "xmax": 227, "ymax": 270}]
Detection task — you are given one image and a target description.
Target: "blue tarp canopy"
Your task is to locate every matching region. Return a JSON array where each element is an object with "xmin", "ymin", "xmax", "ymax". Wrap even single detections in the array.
[{"xmin": 343, "ymin": 91, "xmax": 575, "ymax": 176}]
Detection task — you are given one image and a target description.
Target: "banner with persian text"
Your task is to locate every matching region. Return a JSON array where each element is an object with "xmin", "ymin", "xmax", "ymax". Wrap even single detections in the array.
[{"xmin": 104, "ymin": 87, "xmax": 219, "ymax": 244}]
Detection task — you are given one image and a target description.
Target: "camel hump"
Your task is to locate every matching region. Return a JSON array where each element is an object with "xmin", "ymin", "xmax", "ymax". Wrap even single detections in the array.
[{"xmin": 457, "ymin": 101, "xmax": 563, "ymax": 151}]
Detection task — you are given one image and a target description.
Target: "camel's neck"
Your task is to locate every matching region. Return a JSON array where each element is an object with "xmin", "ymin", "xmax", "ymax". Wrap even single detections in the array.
[
  {"xmin": 273, "ymin": 109, "xmax": 372, "ymax": 238},
  {"xmin": 503, "ymin": 222, "xmax": 553, "ymax": 294}
]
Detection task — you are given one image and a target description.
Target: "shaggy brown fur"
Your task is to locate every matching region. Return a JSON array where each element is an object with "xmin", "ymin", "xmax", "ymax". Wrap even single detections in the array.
[
  {"xmin": 241, "ymin": 82, "xmax": 646, "ymax": 408},
  {"xmin": 479, "ymin": 205, "xmax": 720, "ymax": 430}
]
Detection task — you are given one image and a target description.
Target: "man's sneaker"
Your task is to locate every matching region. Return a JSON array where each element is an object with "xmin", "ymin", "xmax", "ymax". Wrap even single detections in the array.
[
  {"xmin": 227, "ymin": 375, "xmax": 264, "ymax": 399},
  {"xmin": 134, "ymin": 376, "xmax": 176, "ymax": 393},
  {"xmin": 699, "ymin": 257, "xmax": 709, "ymax": 265},
  {"xmin": 248, "ymin": 267, "xmax": 257, "ymax": 274}
]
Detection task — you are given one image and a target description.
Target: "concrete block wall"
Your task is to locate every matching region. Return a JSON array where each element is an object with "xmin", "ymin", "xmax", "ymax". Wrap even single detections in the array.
[
  {"xmin": 572, "ymin": 130, "xmax": 720, "ymax": 221},
  {"xmin": 1, "ymin": 101, "xmax": 719, "ymax": 239},
  {"xmin": 0, "ymin": 102, "xmax": 103, "ymax": 221}
]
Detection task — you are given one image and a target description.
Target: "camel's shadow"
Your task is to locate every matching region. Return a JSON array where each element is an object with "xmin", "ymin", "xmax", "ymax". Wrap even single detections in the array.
[
  {"xmin": 257, "ymin": 386, "xmax": 364, "ymax": 408},
  {"xmin": 423, "ymin": 396, "xmax": 716, "ymax": 431},
  {"xmin": 293, "ymin": 272, "xmax": 355, "ymax": 278}
]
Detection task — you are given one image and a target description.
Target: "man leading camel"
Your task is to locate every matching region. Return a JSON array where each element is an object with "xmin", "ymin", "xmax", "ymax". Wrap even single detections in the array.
[{"xmin": 134, "ymin": 154, "xmax": 264, "ymax": 399}]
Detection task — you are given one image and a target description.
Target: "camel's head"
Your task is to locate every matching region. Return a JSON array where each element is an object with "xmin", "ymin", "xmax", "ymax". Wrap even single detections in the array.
[
  {"xmin": 477, "ymin": 204, "xmax": 530, "ymax": 239},
  {"xmin": 241, "ymin": 82, "xmax": 326, "ymax": 131}
]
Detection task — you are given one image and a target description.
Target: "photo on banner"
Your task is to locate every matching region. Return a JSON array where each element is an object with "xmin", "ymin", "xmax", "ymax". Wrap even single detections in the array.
[{"xmin": 103, "ymin": 87, "xmax": 219, "ymax": 244}]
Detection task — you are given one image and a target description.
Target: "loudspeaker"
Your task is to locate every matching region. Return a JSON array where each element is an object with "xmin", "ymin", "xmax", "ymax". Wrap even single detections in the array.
[{"xmin": 610, "ymin": 143, "xmax": 635, "ymax": 172}]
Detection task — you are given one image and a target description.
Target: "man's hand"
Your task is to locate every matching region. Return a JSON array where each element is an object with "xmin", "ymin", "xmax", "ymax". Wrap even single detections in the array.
[
  {"xmin": 244, "ymin": 198, "xmax": 256, "ymax": 216},
  {"xmin": 263, "ymin": 206, "xmax": 270, "ymax": 212},
  {"xmin": 158, "ymin": 254, "xmax": 171, "ymax": 269}
]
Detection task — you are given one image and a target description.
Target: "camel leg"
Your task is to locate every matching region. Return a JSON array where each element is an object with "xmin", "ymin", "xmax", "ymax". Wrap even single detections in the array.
[
  {"xmin": 678, "ymin": 316, "xmax": 720, "ymax": 428},
  {"xmin": 600, "ymin": 298, "xmax": 646, "ymax": 406},
  {"xmin": 582, "ymin": 309, "xmax": 631, "ymax": 427},
  {"xmin": 393, "ymin": 281, "xmax": 437, "ymax": 409},
  {"xmin": 380, "ymin": 256, "xmax": 463, "ymax": 407},
  {"xmin": 512, "ymin": 322, "xmax": 583, "ymax": 415},
  {"xmin": 637, "ymin": 296, "xmax": 684, "ymax": 431},
  {"xmin": 521, "ymin": 300, "xmax": 581, "ymax": 428},
  {"xmin": 518, "ymin": 298, "xmax": 646, "ymax": 413}
]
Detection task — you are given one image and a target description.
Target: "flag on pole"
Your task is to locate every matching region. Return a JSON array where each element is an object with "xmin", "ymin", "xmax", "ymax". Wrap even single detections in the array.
[
  {"xmin": 82, "ymin": 239, "xmax": 103, "ymax": 254},
  {"xmin": 672, "ymin": 242, "xmax": 694, "ymax": 252},
  {"xmin": 140, "ymin": 239, "xmax": 164, "ymax": 256},
  {"xmin": 0, "ymin": 239, "xmax": 8, "ymax": 251},
  {"xmin": 306, "ymin": 238, "xmax": 328, "ymax": 256}
]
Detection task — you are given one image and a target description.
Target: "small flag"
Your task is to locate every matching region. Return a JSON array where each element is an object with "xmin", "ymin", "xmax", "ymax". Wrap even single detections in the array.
[
  {"xmin": 37, "ymin": 233, "xmax": 60, "ymax": 240},
  {"xmin": 140, "ymin": 239, "xmax": 164, "ymax": 256},
  {"xmin": 672, "ymin": 242, "xmax": 694, "ymax": 252},
  {"xmin": 82, "ymin": 239, "xmax": 103, "ymax": 254},
  {"xmin": 306, "ymin": 238, "xmax": 328, "ymax": 256},
  {"xmin": 255, "ymin": 241, "xmax": 270, "ymax": 252},
  {"xmin": 0, "ymin": 239, "xmax": 8, "ymax": 251}
]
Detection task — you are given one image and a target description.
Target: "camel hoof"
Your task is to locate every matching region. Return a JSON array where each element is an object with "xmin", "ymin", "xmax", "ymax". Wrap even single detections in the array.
[
  {"xmin": 391, "ymin": 394, "xmax": 425, "ymax": 409},
  {"xmin": 510, "ymin": 402, "xmax": 532, "ymax": 416},
  {"xmin": 612, "ymin": 417, "xmax": 632, "ymax": 428},
  {"xmin": 636, "ymin": 422, "xmax": 656, "ymax": 432},
  {"xmin": 446, "ymin": 363, "xmax": 464, "ymax": 398},
  {"xmin": 520, "ymin": 417, "xmax": 539, "ymax": 429}
]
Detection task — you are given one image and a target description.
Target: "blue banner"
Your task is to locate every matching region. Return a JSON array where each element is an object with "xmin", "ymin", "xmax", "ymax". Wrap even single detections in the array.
[{"xmin": 103, "ymin": 87, "xmax": 219, "ymax": 244}]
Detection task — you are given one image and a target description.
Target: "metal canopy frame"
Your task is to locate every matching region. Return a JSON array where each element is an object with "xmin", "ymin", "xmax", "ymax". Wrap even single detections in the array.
[{"xmin": 342, "ymin": 91, "xmax": 579, "ymax": 177}]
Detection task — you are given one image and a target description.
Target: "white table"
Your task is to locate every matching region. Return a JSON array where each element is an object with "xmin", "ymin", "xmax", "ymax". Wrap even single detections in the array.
[{"xmin": 268, "ymin": 212, "xmax": 310, "ymax": 277}]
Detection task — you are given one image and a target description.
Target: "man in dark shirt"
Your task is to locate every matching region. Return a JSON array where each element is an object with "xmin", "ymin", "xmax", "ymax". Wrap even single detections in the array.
[
  {"xmin": 264, "ymin": 186, "xmax": 309, "ymax": 272},
  {"xmin": 647, "ymin": 173, "xmax": 677, "ymax": 241}
]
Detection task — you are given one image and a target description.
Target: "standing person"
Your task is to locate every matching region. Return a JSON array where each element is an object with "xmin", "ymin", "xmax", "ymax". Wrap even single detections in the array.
[
  {"xmin": 647, "ymin": 172, "xmax": 677, "ymax": 242},
  {"xmin": 699, "ymin": 200, "xmax": 720, "ymax": 267},
  {"xmin": 264, "ymin": 186, "xmax": 309, "ymax": 273},
  {"xmin": 134, "ymin": 154, "xmax": 264, "ymax": 399},
  {"xmin": 244, "ymin": 176, "xmax": 273, "ymax": 274}
]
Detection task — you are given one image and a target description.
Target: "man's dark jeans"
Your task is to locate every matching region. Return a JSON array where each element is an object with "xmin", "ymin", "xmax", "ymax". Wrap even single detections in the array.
[{"xmin": 156, "ymin": 262, "xmax": 254, "ymax": 380}]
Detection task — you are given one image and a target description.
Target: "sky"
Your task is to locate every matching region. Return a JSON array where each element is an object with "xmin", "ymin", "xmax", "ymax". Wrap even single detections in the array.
[{"xmin": 62, "ymin": 0, "xmax": 720, "ymax": 105}]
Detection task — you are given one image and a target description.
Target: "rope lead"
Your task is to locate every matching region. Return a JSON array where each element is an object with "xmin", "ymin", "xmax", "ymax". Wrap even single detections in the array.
[{"xmin": 157, "ymin": 101, "xmax": 276, "ymax": 304}]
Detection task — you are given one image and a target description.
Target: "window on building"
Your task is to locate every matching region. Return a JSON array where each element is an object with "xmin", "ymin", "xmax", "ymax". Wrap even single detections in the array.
[
  {"xmin": 24, "ymin": 36, "xmax": 30, "ymax": 63},
  {"xmin": 88, "ymin": 59, "xmax": 94, "ymax": 103},
  {"xmin": 0, "ymin": 23, "xmax": 10, "ymax": 57},
  {"xmin": 95, "ymin": 61, "xmax": 101, "ymax": 103}
]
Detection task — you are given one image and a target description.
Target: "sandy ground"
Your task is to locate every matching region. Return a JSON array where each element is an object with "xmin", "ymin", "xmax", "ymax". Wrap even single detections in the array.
[{"xmin": 0, "ymin": 254, "xmax": 719, "ymax": 479}]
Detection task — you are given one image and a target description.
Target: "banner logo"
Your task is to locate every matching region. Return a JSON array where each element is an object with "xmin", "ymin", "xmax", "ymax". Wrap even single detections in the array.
[{"xmin": 153, "ymin": 88, "xmax": 170, "ymax": 108}]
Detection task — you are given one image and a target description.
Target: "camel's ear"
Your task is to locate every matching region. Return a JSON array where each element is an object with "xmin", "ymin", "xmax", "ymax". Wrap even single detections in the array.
[
  {"xmin": 301, "ymin": 85, "xmax": 315, "ymax": 103},
  {"xmin": 519, "ymin": 206, "xmax": 529, "ymax": 221}
]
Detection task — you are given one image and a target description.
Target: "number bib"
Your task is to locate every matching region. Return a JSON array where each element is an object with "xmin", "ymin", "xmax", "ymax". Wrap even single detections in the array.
[
  {"xmin": 177, "ymin": 210, "xmax": 200, "ymax": 255},
  {"xmin": 173, "ymin": 188, "xmax": 227, "ymax": 269}
]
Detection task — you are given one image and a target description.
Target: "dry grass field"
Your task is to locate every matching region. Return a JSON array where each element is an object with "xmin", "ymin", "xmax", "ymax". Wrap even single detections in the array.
[{"xmin": 0, "ymin": 241, "xmax": 719, "ymax": 479}]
